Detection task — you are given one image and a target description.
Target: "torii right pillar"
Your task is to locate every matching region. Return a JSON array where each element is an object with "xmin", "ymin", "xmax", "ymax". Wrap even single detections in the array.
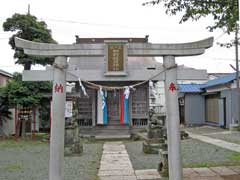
[{"xmin": 163, "ymin": 56, "xmax": 182, "ymax": 180}]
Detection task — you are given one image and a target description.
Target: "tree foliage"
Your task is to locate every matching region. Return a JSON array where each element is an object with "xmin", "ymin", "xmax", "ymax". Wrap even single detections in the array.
[
  {"xmin": 6, "ymin": 73, "xmax": 52, "ymax": 107},
  {"xmin": 2, "ymin": 13, "xmax": 56, "ymax": 70},
  {"xmin": 143, "ymin": 0, "xmax": 239, "ymax": 33}
]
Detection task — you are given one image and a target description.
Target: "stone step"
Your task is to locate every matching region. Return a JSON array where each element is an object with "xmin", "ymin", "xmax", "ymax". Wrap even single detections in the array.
[
  {"xmin": 95, "ymin": 125, "xmax": 129, "ymax": 130},
  {"xmin": 95, "ymin": 134, "xmax": 131, "ymax": 140}
]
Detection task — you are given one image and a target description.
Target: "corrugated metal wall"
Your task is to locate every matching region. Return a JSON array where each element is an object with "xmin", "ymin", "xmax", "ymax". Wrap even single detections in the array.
[
  {"xmin": 205, "ymin": 95, "xmax": 220, "ymax": 124},
  {"xmin": 184, "ymin": 94, "xmax": 205, "ymax": 125}
]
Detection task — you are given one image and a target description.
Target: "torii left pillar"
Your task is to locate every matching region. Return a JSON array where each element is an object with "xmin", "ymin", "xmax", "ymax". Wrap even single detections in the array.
[{"xmin": 49, "ymin": 56, "xmax": 67, "ymax": 180}]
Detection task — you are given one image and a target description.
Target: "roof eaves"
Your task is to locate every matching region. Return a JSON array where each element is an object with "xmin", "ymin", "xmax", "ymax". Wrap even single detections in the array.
[
  {"xmin": 201, "ymin": 73, "xmax": 236, "ymax": 89},
  {"xmin": 0, "ymin": 69, "xmax": 13, "ymax": 78}
]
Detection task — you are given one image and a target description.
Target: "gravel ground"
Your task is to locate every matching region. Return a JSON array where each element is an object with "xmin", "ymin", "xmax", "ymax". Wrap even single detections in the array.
[
  {"xmin": 125, "ymin": 139, "xmax": 240, "ymax": 170},
  {"xmin": 206, "ymin": 132, "xmax": 240, "ymax": 145},
  {"xmin": 0, "ymin": 140, "xmax": 103, "ymax": 180},
  {"xmin": 125, "ymin": 141, "xmax": 161, "ymax": 170},
  {"xmin": 181, "ymin": 138, "xmax": 240, "ymax": 167}
]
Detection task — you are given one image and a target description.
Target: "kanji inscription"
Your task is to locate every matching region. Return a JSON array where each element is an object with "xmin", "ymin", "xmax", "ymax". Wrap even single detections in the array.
[
  {"xmin": 168, "ymin": 83, "xmax": 177, "ymax": 92},
  {"xmin": 108, "ymin": 44, "xmax": 124, "ymax": 71},
  {"xmin": 54, "ymin": 83, "xmax": 64, "ymax": 93}
]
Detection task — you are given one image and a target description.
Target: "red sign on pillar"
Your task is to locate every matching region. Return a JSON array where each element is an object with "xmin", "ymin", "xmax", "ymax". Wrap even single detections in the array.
[
  {"xmin": 168, "ymin": 82, "xmax": 177, "ymax": 92},
  {"xmin": 54, "ymin": 83, "xmax": 64, "ymax": 93}
]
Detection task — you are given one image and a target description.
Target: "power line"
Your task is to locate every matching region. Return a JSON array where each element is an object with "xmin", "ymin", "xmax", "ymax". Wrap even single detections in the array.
[
  {"xmin": 42, "ymin": 18, "xmax": 181, "ymax": 30},
  {"xmin": 214, "ymin": 31, "xmax": 228, "ymax": 41}
]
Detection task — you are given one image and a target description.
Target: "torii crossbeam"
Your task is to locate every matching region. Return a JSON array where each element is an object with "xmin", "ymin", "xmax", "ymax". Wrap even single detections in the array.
[{"xmin": 15, "ymin": 37, "xmax": 213, "ymax": 180}]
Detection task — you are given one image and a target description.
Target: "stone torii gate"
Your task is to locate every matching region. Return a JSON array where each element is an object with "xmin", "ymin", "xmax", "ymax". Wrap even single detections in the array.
[{"xmin": 15, "ymin": 37, "xmax": 213, "ymax": 180}]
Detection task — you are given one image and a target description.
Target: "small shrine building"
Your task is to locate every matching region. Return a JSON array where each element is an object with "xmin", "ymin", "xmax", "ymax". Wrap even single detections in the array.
[{"xmin": 66, "ymin": 36, "xmax": 207, "ymax": 134}]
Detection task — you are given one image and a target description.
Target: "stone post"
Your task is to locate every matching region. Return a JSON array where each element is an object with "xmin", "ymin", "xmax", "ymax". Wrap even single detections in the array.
[
  {"xmin": 163, "ymin": 56, "xmax": 183, "ymax": 180},
  {"xmin": 49, "ymin": 56, "xmax": 67, "ymax": 180}
]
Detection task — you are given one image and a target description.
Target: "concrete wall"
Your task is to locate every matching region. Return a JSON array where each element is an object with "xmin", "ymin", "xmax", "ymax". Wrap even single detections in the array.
[
  {"xmin": 0, "ymin": 108, "xmax": 15, "ymax": 136},
  {"xmin": 184, "ymin": 94, "xmax": 205, "ymax": 125}
]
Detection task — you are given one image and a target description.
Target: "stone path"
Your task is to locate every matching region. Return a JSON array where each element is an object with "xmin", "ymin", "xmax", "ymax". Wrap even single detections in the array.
[
  {"xmin": 98, "ymin": 141, "xmax": 136, "ymax": 180},
  {"xmin": 98, "ymin": 141, "xmax": 161, "ymax": 180},
  {"xmin": 187, "ymin": 132, "xmax": 240, "ymax": 153}
]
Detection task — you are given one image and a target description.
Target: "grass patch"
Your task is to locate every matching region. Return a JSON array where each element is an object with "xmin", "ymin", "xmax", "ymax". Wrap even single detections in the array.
[
  {"xmin": 230, "ymin": 153, "xmax": 240, "ymax": 161},
  {"xmin": 4, "ymin": 165, "xmax": 22, "ymax": 172},
  {"xmin": 0, "ymin": 139, "xmax": 48, "ymax": 149}
]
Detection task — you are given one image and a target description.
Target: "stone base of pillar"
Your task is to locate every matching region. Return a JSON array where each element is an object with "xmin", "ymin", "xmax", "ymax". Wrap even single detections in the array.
[
  {"xmin": 142, "ymin": 138, "xmax": 165, "ymax": 154},
  {"xmin": 158, "ymin": 149, "xmax": 169, "ymax": 177}
]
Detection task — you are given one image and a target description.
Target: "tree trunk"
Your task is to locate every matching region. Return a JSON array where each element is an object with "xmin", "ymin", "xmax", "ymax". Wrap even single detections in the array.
[
  {"xmin": 18, "ymin": 62, "xmax": 32, "ymax": 137},
  {"xmin": 24, "ymin": 62, "xmax": 32, "ymax": 70}
]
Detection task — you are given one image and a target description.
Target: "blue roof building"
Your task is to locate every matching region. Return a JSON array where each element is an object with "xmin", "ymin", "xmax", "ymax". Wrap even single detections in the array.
[{"xmin": 178, "ymin": 73, "xmax": 239, "ymax": 129}]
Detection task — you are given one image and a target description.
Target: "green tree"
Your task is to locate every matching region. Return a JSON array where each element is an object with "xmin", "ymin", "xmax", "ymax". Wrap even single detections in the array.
[
  {"xmin": 2, "ymin": 13, "xmax": 56, "ymax": 70},
  {"xmin": 6, "ymin": 73, "xmax": 52, "ymax": 136},
  {"xmin": 7, "ymin": 73, "xmax": 52, "ymax": 107},
  {"xmin": 143, "ymin": 0, "xmax": 238, "ymax": 33}
]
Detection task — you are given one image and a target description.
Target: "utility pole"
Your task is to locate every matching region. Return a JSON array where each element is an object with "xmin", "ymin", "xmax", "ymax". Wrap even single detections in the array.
[
  {"xmin": 27, "ymin": 4, "xmax": 30, "ymax": 15},
  {"xmin": 237, "ymin": 0, "xmax": 240, "ymax": 127},
  {"xmin": 236, "ymin": 24, "xmax": 240, "ymax": 127},
  {"xmin": 238, "ymin": 0, "xmax": 240, "ymax": 128}
]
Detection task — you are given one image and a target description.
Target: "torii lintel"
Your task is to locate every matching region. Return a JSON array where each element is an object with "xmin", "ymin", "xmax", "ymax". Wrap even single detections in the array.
[{"xmin": 14, "ymin": 37, "xmax": 213, "ymax": 57}]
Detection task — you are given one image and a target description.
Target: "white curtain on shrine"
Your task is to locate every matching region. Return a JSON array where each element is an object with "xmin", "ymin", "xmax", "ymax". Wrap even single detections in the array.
[{"xmin": 97, "ymin": 90, "xmax": 104, "ymax": 124}]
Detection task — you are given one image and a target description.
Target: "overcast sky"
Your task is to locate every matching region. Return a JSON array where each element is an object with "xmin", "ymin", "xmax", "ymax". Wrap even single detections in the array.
[{"xmin": 0, "ymin": 0, "xmax": 237, "ymax": 74}]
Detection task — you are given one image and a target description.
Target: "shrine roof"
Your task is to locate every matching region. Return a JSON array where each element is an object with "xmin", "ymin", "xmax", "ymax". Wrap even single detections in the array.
[{"xmin": 75, "ymin": 36, "xmax": 149, "ymax": 44}]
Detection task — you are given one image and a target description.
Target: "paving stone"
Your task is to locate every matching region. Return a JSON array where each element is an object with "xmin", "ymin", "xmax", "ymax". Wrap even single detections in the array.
[
  {"xmin": 100, "ymin": 161, "xmax": 132, "ymax": 166},
  {"xmin": 103, "ymin": 151, "xmax": 127, "ymax": 154},
  {"xmin": 227, "ymin": 166, "xmax": 240, "ymax": 174},
  {"xmin": 98, "ymin": 141, "xmax": 137, "ymax": 179},
  {"xmin": 100, "ymin": 160, "xmax": 132, "ymax": 165},
  {"xmin": 183, "ymin": 168, "xmax": 199, "ymax": 177},
  {"xmin": 102, "ymin": 154, "xmax": 129, "ymax": 157},
  {"xmin": 98, "ymin": 170, "xmax": 135, "ymax": 176},
  {"xmin": 101, "ymin": 156, "xmax": 130, "ymax": 160},
  {"xmin": 210, "ymin": 166, "xmax": 238, "ymax": 176},
  {"xmin": 99, "ymin": 175, "xmax": 137, "ymax": 180},
  {"xmin": 192, "ymin": 167, "xmax": 218, "ymax": 177},
  {"xmin": 184, "ymin": 176, "xmax": 224, "ymax": 180},
  {"xmin": 100, "ymin": 165, "xmax": 132, "ymax": 170},
  {"xmin": 135, "ymin": 169, "xmax": 161, "ymax": 180},
  {"xmin": 220, "ymin": 174, "xmax": 240, "ymax": 180}
]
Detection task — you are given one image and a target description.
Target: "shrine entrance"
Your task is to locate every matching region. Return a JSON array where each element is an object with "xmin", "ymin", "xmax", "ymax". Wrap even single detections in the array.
[
  {"xmin": 107, "ymin": 91, "xmax": 120, "ymax": 125},
  {"xmin": 15, "ymin": 36, "xmax": 213, "ymax": 180}
]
